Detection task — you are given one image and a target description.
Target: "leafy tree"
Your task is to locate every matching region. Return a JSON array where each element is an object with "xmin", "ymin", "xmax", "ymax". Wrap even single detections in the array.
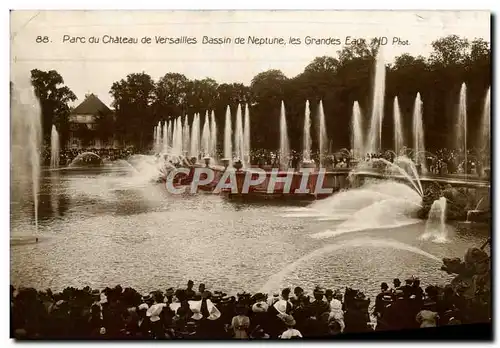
[{"xmin": 30, "ymin": 69, "xmax": 77, "ymax": 144}]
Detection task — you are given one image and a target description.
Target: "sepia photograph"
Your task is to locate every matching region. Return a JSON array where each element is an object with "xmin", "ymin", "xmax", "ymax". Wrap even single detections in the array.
[{"xmin": 9, "ymin": 10, "xmax": 491, "ymax": 340}]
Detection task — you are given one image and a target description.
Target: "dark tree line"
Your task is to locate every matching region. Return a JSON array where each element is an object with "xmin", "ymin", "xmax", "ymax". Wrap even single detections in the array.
[{"xmin": 26, "ymin": 35, "xmax": 490, "ymax": 152}]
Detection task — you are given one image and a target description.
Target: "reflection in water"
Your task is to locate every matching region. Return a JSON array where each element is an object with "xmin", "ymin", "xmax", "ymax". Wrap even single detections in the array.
[{"xmin": 11, "ymin": 167, "xmax": 489, "ymax": 297}]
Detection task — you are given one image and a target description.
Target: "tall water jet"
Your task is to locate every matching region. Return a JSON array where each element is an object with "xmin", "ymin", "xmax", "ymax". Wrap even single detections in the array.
[
  {"xmin": 317, "ymin": 100, "xmax": 327, "ymax": 167},
  {"xmin": 183, "ymin": 115, "xmax": 190, "ymax": 155},
  {"xmin": 413, "ymin": 93, "xmax": 427, "ymax": 173},
  {"xmin": 11, "ymin": 78, "xmax": 42, "ymax": 234},
  {"xmin": 303, "ymin": 100, "xmax": 312, "ymax": 162},
  {"xmin": 234, "ymin": 104, "xmax": 245, "ymax": 162},
  {"xmin": 393, "ymin": 97, "xmax": 405, "ymax": 156},
  {"xmin": 156, "ymin": 121, "xmax": 162, "ymax": 153},
  {"xmin": 153, "ymin": 125, "xmax": 157, "ymax": 151},
  {"xmin": 190, "ymin": 113, "xmax": 201, "ymax": 159},
  {"xmin": 366, "ymin": 50, "xmax": 386, "ymax": 154},
  {"xmin": 173, "ymin": 117, "xmax": 183, "ymax": 155},
  {"xmin": 421, "ymin": 197, "xmax": 448, "ymax": 243},
  {"xmin": 279, "ymin": 101, "xmax": 290, "ymax": 169},
  {"xmin": 351, "ymin": 101, "xmax": 363, "ymax": 159},
  {"xmin": 201, "ymin": 111, "xmax": 210, "ymax": 157},
  {"xmin": 161, "ymin": 121, "xmax": 168, "ymax": 153},
  {"xmin": 478, "ymin": 87, "xmax": 491, "ymax": 166},
  {"xmin": 50, "ymin": 125, "xmax": 60, "ymax": 168},
  {"xmin": 210, "ymin": 110, "xmax": 217, "ymax": 159},
  {"xmin": 243, "ymin": 104, "xmax": 251, "ymax": 166},
  {"xmin": 167, "ymin": 120, "xmax": 172, "ymax": 149},
  {"xmin": 224, "ymin": 105, "xmax": 232, "ymax": 163},
  {"xmin": 457, "ymin": 83, "xmax": 467, "ymax": 175}
]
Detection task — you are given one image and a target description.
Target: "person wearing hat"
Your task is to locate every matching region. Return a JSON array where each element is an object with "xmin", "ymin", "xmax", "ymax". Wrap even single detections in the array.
[
  {"xmin": 230, "ymin": 303, "xmax": 250, "ymax": 339},
  {"xmin": 186, "ymin": 280, "xmax": 196, "ymax": 300},
  {"xmin": 308, "ymin": 286, "xmax": 329, "ymax": 320},
  {"xmin": 391, "ymin": 278, "xmax": 402, "ymax": 294},
  {"xmin": 273, "ymin": 288, "xmax": 293, "ymax": 319},
  {"xmin": 279, "ymin": 315, "xmax": 302, "ymax": 339},
  {"xmin": 325, "ymin": 289, "xmax": 344, "ymax": 333},
  {"xmin": 146, "ymin": 293, "xmax": 167, "ymax": 339},
  {"xmin": 374, "ymin": 282, "xmax": 391, "ymax": 319}
]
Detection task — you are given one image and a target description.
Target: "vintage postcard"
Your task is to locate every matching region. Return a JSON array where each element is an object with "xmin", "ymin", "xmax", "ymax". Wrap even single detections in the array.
[{"xmin": 10, "ymin": 10, "xmax": 491, "ymax": 340}]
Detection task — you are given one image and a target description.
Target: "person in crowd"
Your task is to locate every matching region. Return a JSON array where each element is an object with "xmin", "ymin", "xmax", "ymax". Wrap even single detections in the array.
[
  {"xmin": 279, "ymin": 315, "xmax": 302, "ymax": 339},
  {"xmin": 325, "ymin": 289, "xmax": 344, "ymax": 332},
  {"xmin": 230, "ymin": 303, "xmax": 250, "ymax": 339}
]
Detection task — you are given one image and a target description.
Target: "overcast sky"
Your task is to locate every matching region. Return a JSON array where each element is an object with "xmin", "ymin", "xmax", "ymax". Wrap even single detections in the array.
[{"xmin": 10, "ymin": 10, "xmax": 490, "ymax": 107}]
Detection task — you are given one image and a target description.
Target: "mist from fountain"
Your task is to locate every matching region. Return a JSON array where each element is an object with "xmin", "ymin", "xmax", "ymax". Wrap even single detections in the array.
[
  {"xmin": 224, "ymin": 105, "xmax": 232, "ymax": 163},
  {"xmin": 393, "ymin": 97, "xmax": 404, "ymax": 156},
  {"xmin": 190, "ymin": 113, "xmax": 200, "ymax": 159},
  {"xmin": 210, "ymin": 110, "xmax": 217, "ymax": 159},
  {"xmin": 457, "ymin": 83, "xmax": 467, "ymax": 174},
  {"xmin": 303, "ymin": 100, "xmax": 312, "ymax": 162},
  {"xmin": 259, "ymin": 237, "xmax": 440, "ymax": 293},
  {"xmin": 317, "ymin": 100, "xmax": 327, "ymax": 167},
  {"xmin": 421, "ymin": 197, "xmax": 448, "ymax": 243},
  {"xmin": 279, "ymin": 101, "xmax": 290, "ymax": 168},
  {"xmin": 201, "ymin": 112, "xmax": 210, "ymax": 157},
  {"xmin": 413, "ymin": 93, "xmax": 427, "ymax": 173},
  {"xmin": 235, "ymin": 104, "xmax": 245, "ymax": 163},
  {"xmin": 11, "ymin": 78, "xmax": 42, "ymax": 234},
  {"xmin": 366, "ymin": 50, "xmax": 386, "ymax": 154},
  {"xmin": 351, "ymin": 101, "xmax": 363, "ymax": 159},
  {"xmin": 244, "ymin": 104, "xmax": 251, "ymax": 166},
  {"xmin": 50, "ymin": 125, "xmax": 60, "ymax": 168}
]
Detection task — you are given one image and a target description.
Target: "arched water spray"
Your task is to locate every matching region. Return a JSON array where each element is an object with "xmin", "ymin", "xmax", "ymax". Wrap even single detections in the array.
[
  {"xmin": 351, "ymin": 101, "xmax": 363, "ymax": 159},
  {"xmin": 224, "ymin": 105, "xmax": 232, "ymax": 163},
  {"xmin": 259, "ymin": 238, "xmax": 440, "ymax": 293},
  {"xmin": 243, "ymin": 104, "xmax": 251, "ymax": 166},
  {"xmin": 413, "ymin": 93, "xmax": 427, "ymax": 173},
  {"xmin": 11, "ymin": 78, "xmax": 42, "ymax": 234},
  {"xmin": 235, "ymin": 104, "xmax": 245, "ymax": 162},
  {"xmin": 457, "ymin": 83, "xmax": 467, "ymax": 174},
  {"xmin": 50, "ymin": 125, "xmax": 60, "ymax": 168},
  {"xmin": 366, "ymin": 50, "xmax": 386, "ymax": 154},
  {"xmin": 303, "ymin": 100, "xmax": 312, "ymax": 162},
  {"xmin": 201, "ymin": 111, "xmax": 210, "ymax": 157},
  {"xmin": 317, "ymin": 100, "xmax": 327, "ymax": 167},
  {"xmin": 210, "ymin": 110, "xmax": 217, "ymax": 159},
  {"xmin": 393, "ymin": 97, "xmax": 404, "ymax": 156},
  {"xmin": 279, "ymin": 101, "xmax": 290, "ymax": 168}
]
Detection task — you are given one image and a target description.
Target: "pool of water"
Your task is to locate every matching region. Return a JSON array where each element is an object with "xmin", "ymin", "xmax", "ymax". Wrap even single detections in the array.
[{"xmin": 10, "ymin": 167, "xmax": 490, "ymax": 299}]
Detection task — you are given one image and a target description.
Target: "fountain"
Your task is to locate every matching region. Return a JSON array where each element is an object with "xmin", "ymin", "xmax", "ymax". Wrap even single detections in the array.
[
  {"xmin": 457, "ymin": 83, "xmax": 467, "ymax": 174},
  {"xmin": 413, "ymin": 93, "xmax": 427, "ymax": 173},
  {"xmin": 393, "ymin": 97, "xmax": 404, "ymax": 157},
  {"xmin": 11, "ymin": 78, "xmax": 42, "ymax": 236},
  {"xmin": 259, "ymin": 237, "xmax": 440, "ymax": 294},
  {"xmin": 50, "ymin": 125, "xmax": 60, "ymax": 168},
  {"xmin": 421, "ymin": 197, "xmax": 448, "ymax": 243},
  {"xmin": 478, "ymin": 87, "xmax": 490, "ymax": 175},
  {"xmin": 303, "ymin": 100, "xmax": 312, "ymax": 162},
  {"xmin": 162, "ymin": 121, "xmax": 168, "ymax": 153},
  {"xmin": 243, "ymin": 104, "xmax": 251, "ymax": 166},
  {"xmin": 190, "ymin": 113, "xmax": 200, "ymax": 159},
  {"xmin": 210, "ymin": 110, "xmax": 217, "ymax": 159},
  {"xmin": 234, "ymin": 104, "xmax": 245, "ymax": 164},
  {"xmin": 366, "ymin": 50, "xmax": 386, "ymax": 154},
  {"xmin": 156, "ymin": 121, "xmax": 162, "ymax": 153},
  {"xmin": 351, "ymin": 101, "xmax": 363, "ymax": 160},
  {"xmin": 224, "ymin": 105, "xmax": 232, "ymax": 164},
  {"xmin": 279, "ymin": 101, "xmax": 290, "ymax": 169},
  {"xmin": 317, "ymin": 100, "xmax": 327, "ymax": 167},
  {"xmin": 201, "ymin": 111, "xmax": 210, "ymax": 158},
  {"xmin": 183, "ymin": 115, "xmax": 190, "ymax": 155}
]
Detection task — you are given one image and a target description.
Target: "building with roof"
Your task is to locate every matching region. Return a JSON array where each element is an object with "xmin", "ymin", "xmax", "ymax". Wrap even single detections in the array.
[{"xmin": 67, "ymin": 94, "xmax": 119, "ymax": 149}]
